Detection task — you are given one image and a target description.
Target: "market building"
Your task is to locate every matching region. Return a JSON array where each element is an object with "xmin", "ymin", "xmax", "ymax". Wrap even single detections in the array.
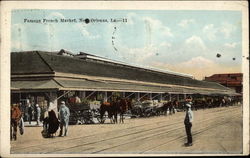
[{"xmin": 11, "ymin": 49, "xmax": 237, "ymax": 116}]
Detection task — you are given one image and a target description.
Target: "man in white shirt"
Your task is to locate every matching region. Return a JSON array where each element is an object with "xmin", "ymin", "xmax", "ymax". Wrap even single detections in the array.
[
  {"xmin": 184, "ymin": 96, "xmax": 194, "ymax": 147},
  {"xmin": 58, "ymin": 101, "xmax": 70, "ymax": 137}
]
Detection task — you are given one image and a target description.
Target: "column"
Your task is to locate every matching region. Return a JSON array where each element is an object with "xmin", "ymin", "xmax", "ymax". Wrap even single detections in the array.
[
  {"xmin": 104, "ymin": 91, "xmax": 108, "ymax": 102},
  {"xmin": 49, "ymin": 91, "xmax": 58, "ymax": 117},
  {"xmin": 79, "ymin": 91, "xmax": 86, "ymax": 99},
  {"xmin": 184, "ymin": 93, "xmax": 187, "ymax": 100},
  {"xmin": 136, "ymin": 92, "xmax": 140, "ymax": 101},
  {"xmin": 159, "ymin": 93, "xmax": 163, "ymax": 102}
]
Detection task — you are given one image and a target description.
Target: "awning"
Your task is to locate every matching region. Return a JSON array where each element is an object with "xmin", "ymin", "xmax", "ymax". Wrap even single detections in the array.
[
  {"xmin": 54, "ymin": 78, "xmax": 170, "ymax": 93},
  {"xmin": 11, "ymin": 78, "xmax": 236, "ymax": 96},
  {"xmin": 11, "ymin": 79, "xmax": 61, "ymax": 91}
]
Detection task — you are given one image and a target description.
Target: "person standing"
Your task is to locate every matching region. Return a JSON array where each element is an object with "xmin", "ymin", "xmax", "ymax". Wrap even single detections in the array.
[
  {"xmin": 58, "ymin": 101, "xmax": 70, "ymax": 137},
  {"xmin": 10, "ymin": 103, "xmax": 22, "ymax": 141},
  {"xmin": 28, "ymin": 103, "xmax": 33, "ymax": 124},
  {"xmin": 35, "ymin": 104, "xmax": 41, "ymax": 125},
  {"xmin": 184, "ymin": 96, "xmax": 194, "ymax": 147}
]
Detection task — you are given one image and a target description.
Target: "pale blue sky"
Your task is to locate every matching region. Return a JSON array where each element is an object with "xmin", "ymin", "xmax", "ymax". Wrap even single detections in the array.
[{"xmin": 11, "ymin": 10, "xmax": 242, "ymax": 79}]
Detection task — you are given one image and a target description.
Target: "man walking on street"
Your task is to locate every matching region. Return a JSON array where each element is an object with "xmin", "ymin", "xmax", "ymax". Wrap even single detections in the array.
[
  {"xmin": 35, "ymin": 104, "xmax": 41, "ymax": 125},
  {"xmin": 184, "ymin": 96, "xmax": 194, "ymax": 147},
  {"xmin": 58, "ymin": 101, "xmax": 70, "ymax": 137}
]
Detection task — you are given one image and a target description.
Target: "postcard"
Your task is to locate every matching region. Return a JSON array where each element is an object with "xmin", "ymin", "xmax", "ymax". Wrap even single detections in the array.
[{"xmin": 0, "ymin": 1, "xmax": 249, "ymax": 157}]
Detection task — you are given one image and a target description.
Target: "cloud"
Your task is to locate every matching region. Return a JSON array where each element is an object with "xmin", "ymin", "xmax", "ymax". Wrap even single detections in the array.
[
  {"xmin": 118, "ymin": 44, "xmax": 158, "ymax": 64},
  {"xmin": 75, "ymin": 23, "xmax": 100, "ymax": 39},
  {"xmin": 178, "ymin": 19, "xmax": 195, "ymax": 28},
  {"xmin": 224, "ymin": 42, "xmax": 239, "ymax": 48},
  {"xmin": 126, "ymin": 12, "xmax": 138, "ymax": 25},
  {"xmin": 143, "ymin": 17, "xmax": 173, "ymax": 37},
  {"xmin": 203, "ymin": 22, "xmax": 237, "ymax": 40},
  {"xmin": 47, "ymin": 12, "xmax": 65, "ymax": 19},
  {"xmin": 159, "ymin": 42, "xmax": 172, "ymax": 48},
  {"xmin": 185, "ymin": 35, "xmax": 206, "ymax": 50},
  {"xmin": 151, "ymin": 56, "xmax": 241, "ymax": 80},
  {"xmin": 220, "ymin": 22, "xmax": 236, "ymax": 38},
  {"xmin": 202, "ymin": 24, "xmax": 218, "ymax": 41},
  {"xmin": 178, "ymin": 56, "xmax": 214, "ymax": 69}
]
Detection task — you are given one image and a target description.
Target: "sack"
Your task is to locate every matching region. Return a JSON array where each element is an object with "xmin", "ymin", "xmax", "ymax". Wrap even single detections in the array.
[{"xmin": 19, "ymin": 117, "xmax": 24, "ymax": 135}]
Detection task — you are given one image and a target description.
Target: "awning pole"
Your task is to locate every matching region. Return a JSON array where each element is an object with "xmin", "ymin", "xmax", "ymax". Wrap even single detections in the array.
[
  {"xmin": 85, "ymin": 91, "xmax": 96, "ymax": 99},
  {"xmin": 162, "ymin": 93, "xmax": 169, "ymax": 100},
  {"xmin": 139, "ymin": 93, "xmax": 149, "ymax": 100},
  {"xmin": 125, "ymin": 92, "xmax": 135, "ymax": 99},
  {"xmin": 152, "ymin": 93, "xmax": 161, "ymax": 100},
  {"xmin": 56, "ymin": 90, "xmax": 71, "ymax": 100}
]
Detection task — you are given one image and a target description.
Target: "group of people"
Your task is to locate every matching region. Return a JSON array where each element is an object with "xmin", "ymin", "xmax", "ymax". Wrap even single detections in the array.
[
  {"xmin": 20, "ymin": 100, "xmax": 41, "ymax": 126},
  {"xmin": 43, "ymin": 101, "xmax": 70, "ymax": 138},
  {"xmin": 11, "ymin": 100, "xmax": 71, "ymax": 140}
]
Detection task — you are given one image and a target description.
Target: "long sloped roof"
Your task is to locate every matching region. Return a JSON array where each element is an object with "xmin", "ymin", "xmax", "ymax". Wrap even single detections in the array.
[{"xmin": 11, "ymin": 51, "xmax": 233, "ymax": 93}]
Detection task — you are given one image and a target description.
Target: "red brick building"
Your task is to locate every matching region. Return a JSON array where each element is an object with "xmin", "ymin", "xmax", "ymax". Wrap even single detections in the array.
[{"xmin": 204, "ymin": 73, "xmax": 243, "ymax": 93}]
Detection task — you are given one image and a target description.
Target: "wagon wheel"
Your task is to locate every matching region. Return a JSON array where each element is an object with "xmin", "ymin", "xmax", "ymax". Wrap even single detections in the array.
[
  {"xmin": 92, "ymin": 109, "xmax": 104, "ymax": 124},
  {"xmin": 82, "ymin": 113, "xmax": 94, "ymax": 124},
  {"xmin": 97, "ymin": 115, "xmax": 106, "ymax": 124},
  {"xmin": 69, "ymin": 110, "xmax": 79, "ymax": 125}
]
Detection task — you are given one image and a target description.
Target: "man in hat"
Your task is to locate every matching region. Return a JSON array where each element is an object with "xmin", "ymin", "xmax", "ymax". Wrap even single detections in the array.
[
  {"xmin": 184, "ymin": 96, "xmax": 194, "ymax": 147},
  {"xmin": 35, "ymin": 104, "xmax": 41, "ymax": 125},
  {"xmin": 58, "ymin": 101, "xmax": 70, "ymax": 137}
]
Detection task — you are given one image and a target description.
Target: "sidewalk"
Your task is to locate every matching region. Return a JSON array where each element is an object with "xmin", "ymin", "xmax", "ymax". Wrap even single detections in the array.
[{"xmin": 24, "ymin": 121, "xmax": 43, "ymax": 127}]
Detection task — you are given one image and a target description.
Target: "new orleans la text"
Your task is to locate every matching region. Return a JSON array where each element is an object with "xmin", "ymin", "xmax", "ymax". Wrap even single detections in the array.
[{"xmin": 23, "ymin": 18, "xmax": 128, "ymax": 23}]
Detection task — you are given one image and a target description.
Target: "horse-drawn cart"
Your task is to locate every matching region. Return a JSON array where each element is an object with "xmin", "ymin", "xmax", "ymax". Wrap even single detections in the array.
[{"xmin": 68, "ymin": 103, "xmax": 95, "ymax": 125}]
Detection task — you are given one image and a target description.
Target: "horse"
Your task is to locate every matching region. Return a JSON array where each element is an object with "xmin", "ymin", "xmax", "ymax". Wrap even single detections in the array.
[
  {"xmin": 99, "ymin": 101, "xmax": 115, "ymax": 124},
  {"xmin": 160, "ymin": 102, "xmax": 170, "ymax": 115},
  {"xmin": 42, "ymin": 110, "xmax": 60, "ymax": 138},
  {"xmin": 99, "ymin": 98, "xmax": 132, "ymax": 124},
  {"xmin": 171, "ymin": 100, "xmax": 178, "ymax": 114},
  {"xmin": 117, "ymin": 98, "xmax": 131, "ymax": 123},
  {"xmin": 10, "ymin": 104, "xmax": 23, "ymax": 141}
]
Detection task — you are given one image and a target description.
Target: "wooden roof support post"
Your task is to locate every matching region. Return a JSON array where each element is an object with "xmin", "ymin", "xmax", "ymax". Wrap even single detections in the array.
[
  {"xmin": 160, "ymin": 93, "xmax": 163, "ymax": 101},
  {"xmin": 107, "ymin": 92, "xmax": 114, "ymax": 101},
  {"xmin": 149, "ymin": 93, "xmax": 152, "ymax": 100},
  {"xmin": 162, "ymin": 93, "xmax": 169, "ymax": 100},
  {"xmin": 79, "ymin": 91, "xmax": 86, "ymax": 99},
  {"xmin": 136, "ymin": 92, "xmax": 140, "ymax": 101},
  {"xmin": 104, "ymin": 91, "xmax": 108, "ymax": 102}
]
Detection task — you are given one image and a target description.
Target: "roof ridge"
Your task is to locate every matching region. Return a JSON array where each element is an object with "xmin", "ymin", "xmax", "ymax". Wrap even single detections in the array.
[{"xmin": 35, "ymin": 51, "xmax": 54, "ymax": 72}]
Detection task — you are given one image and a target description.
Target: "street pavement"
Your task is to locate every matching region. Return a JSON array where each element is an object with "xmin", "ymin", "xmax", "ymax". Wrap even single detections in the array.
[{"xmin": 11, "ymin": 105, "xmax": 243, "ymax": 155}]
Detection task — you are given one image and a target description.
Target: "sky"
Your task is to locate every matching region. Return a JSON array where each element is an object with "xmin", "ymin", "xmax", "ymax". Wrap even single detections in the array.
[{"xmin": 11, "ymin": 10, "xmax": 242, "ymax": 80}]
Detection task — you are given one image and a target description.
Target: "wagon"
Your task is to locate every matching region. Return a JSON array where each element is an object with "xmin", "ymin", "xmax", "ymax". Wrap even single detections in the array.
[
  {"xmin": 68, "ymin": 103, "xmax": 95, "ymax": 125},
  {"xmin": 131, "ymin": 100, "xmax": 158, "ymax": 118}
]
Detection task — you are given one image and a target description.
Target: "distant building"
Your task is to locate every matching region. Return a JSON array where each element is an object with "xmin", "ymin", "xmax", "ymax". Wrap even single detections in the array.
[{"xmin": 204, "ymin": 73, "xmax": 243, "ymax": 93}]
